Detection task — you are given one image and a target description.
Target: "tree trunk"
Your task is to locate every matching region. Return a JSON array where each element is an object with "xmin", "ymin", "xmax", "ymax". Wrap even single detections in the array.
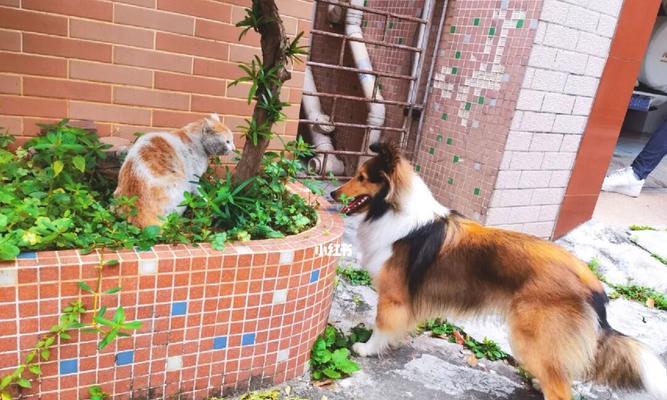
[{"xmin": 232, "ymin": 0, "xmax": 291, "ymax": 185}]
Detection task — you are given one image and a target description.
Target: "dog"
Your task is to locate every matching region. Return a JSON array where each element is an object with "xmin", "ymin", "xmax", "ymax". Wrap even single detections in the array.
[
  {"xmin": 114, "ymin": 113, "xmax": 235, "ymax": 227},
  {"xmin": 330, "ymin": 142, "xmax": 667, "ymax": 400}
]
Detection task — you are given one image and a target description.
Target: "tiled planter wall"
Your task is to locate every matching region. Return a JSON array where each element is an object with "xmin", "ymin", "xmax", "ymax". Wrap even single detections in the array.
[{"xmin": 0, "ymin": 189, "xmax": 343, "ymax": 399}]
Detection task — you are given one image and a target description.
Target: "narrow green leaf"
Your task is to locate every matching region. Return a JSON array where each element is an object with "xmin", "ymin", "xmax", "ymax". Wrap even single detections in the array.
[
  {"xmin": 52, "ymin": 160, "xmax": 64, "ymax": 177},
  {"xmin": 72, "ymin": 155, "xmax": 86, "ymax": 173},
  {"xmin": 78, "ymin": 281, "xmax": 93, "ymax": 293}
]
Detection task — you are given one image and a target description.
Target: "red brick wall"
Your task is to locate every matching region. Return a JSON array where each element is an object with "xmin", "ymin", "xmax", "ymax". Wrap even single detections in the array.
[
  {"xmin": 0, "ymin": 0, "xmax": 312, "ymax": 150},
  {"xmin": 0, "ymin": 189, "xmax": 343, "ymax": 399}
]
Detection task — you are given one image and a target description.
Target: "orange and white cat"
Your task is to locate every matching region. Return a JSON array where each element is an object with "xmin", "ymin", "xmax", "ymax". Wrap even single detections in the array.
[{"xmin": 114, "ymin": 113, "xmax": 235, "ymax": 228}]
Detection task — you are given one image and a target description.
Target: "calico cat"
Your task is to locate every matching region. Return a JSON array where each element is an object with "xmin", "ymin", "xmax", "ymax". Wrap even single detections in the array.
[{"xmin": 114, "ymin": 113, "xmax": 235, "ymax": 227}]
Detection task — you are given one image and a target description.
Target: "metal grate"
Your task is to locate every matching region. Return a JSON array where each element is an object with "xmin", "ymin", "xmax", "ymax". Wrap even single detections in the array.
[{"xmin": 300, "ymin": 0, "xmax": 446, "ymax": 179}]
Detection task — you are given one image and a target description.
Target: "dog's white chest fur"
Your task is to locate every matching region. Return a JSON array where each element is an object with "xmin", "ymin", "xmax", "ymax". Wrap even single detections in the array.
[{"xmin": 357, "ymin": 176, "xmax": 449, "ymax": 278}]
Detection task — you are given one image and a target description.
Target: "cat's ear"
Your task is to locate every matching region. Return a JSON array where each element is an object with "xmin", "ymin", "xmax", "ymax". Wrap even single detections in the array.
[{"xmin": 208, "ymin": 113, "xmax": 221, "ymax": 122}]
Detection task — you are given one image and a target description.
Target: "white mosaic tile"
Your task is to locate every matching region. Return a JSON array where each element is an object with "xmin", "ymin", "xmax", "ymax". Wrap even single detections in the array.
[
  {"xmin": 166, "ymin": 356, "xmax": 183, "ymax": 371},
  {"xmin": 277, "ymin": 349, "xmax": 289, "ymax": 362},
  {"xmin": 138, "ymin": 259, "xmax": 157, "ymax": 275},
  {"xmin": 0, "ymin": 267, "xmax": 17, "ymax": 286},
  {"xmin": 279, "ymin": 250, "xmax": 294, "ymax": 265},
  {"xmin": 272, "ymin": 289, "xmax": 288, "ymax": 305}
]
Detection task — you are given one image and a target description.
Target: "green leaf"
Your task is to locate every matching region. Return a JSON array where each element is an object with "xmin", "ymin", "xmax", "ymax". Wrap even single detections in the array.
[
  {"xmin": 103, "ymin": 259, "xmax": 119, "ymax": 267},
  {"xmin": 52, "ymin": 160, "xmax": 64, "ymax": 176},
  {"xmin": 72, "ymin": 155, "xmax": 86, "ymax": 173},
  {"xmin": 122, "ymin": 320, "xmax": 142, "ymax": 330},
  {"xmin": 78, "ymin": 281, "xmax": 93, "ymax": 293},
  {"xmin": 322, "ymin": 367, "xmax": 342, "ymax": 379},
  {"xmin": 1, "ymin": 375, "xmax": 13, "ymax": 390},
  {"xmin": 104, "ymin": 286, "xmax": 121, "ymax": 294},
  {"xmin": 0, "ymin": 243, "xmax": 20, "ymax": 261},
  {"xmin": 16, "ymin": 378, "xmax": 31, "ymax": 388},
  {"xmin": 40, "ymin": 349, "xmax": 50, "ymax": 361},
  {"xmin": 28, "ymin": 364, "xmax": 41, "ymax": 375}
]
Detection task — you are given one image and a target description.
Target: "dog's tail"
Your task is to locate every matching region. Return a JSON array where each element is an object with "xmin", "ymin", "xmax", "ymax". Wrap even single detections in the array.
[{"xmin": 592, "ymin": 329, "xmax": 667, "ymax": 399}]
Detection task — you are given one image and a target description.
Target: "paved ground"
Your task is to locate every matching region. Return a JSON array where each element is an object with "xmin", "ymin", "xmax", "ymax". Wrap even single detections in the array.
[
  {"xmin": 594, "ymin": 132, "xmax": 667, "ymax": 227},
  {"xmin": 229, "ymin": 208, "xmax": 667, "ymax": 400}
]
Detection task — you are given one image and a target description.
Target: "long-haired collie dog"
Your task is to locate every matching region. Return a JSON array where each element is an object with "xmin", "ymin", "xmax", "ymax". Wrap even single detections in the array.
[{"xmin": 330, "ymin": 142, "xmax": 667, "ymax": 400}]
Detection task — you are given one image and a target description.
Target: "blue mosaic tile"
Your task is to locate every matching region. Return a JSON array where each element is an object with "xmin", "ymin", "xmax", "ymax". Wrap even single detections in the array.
[
  {"xmin": 171, "ymin": 301, "xmax": 187, "ymax": 316},
  {"xmin": 242, "ymin": 333, "xmax": 256, "ymax": 346},
  {"xmin": 310, "ymin": 269, "xmax": 320, "ymax": 283},
  {"xmin": 17, "ymin": 252, "xmax": 37, "ymax": 260},
  {"xmin": 116, "ymin": 350, "xmax": 134, "ymax": 366},
  {"xmin": 213, "ymin": 336, "xmax": 228, "ymax": 350},
  {"xmin": 60, "ymin": 359, "xmax": 78, "ymax": 375}
]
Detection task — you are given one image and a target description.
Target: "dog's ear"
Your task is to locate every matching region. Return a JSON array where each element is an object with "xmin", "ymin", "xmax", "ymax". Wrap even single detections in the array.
[{"xmin": 369, "ymin": 141, "xmax": 401, "ymax": 174}]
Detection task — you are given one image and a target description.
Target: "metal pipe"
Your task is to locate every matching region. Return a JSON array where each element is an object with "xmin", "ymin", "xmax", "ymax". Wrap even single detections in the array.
[
  {"xmin": 317, "ymin": 0, "xmax": 428, "ymax": 23},
  {"xmin": 306, "ymin": 61, "xmax": 416, "ymax": 81},
  {"xmin": 413, "ymin": 0, "xmax": 448, "ymax": 158},
  {"xmin": 299, "ymin": 119, "xmax": 407, "ymax": 132},
  {"xmin": 311, "ymin": 29, "xmax": 424, "ymax": 52},
  {"xmin": 302, "ymin": 91, "xmax": 413, "ymax": 107}
]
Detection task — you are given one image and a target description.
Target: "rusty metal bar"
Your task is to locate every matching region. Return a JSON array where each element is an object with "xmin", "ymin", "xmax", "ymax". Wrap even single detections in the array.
[
  {"xmin": 306, "ymin": 61, "xmax": 416, "ymax": 81},
  {"xmin": 311, "ymin": 29, "xmax": 423, "ymax": 53},
  {"xmin": 302, "ymin": 91, "xmax": 412, "ymax": 107},
  {"xmin": 316, "ymin": 0, "xmax": 428, "ymax": 23}
]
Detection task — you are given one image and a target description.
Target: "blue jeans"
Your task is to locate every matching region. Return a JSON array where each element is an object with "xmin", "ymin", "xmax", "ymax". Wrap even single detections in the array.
[{"xmin": 631, "ymin": 119, "xmax": 667, "ymax": 180}]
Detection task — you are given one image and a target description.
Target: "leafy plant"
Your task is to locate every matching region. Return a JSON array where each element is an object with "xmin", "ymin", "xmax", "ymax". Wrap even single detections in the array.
[
  {"xmin": 587, "ymin": 259, "xmax": 666, "ymax": 310},
  {"xmin": 310, "ymin": 324, "xmax": 372, "ymax": 380},
  {"xmin": 0, "ymin": 254, "xmax": 141, "ymax": 399},
  {"xmin": 421, "ymin": 319, "xmax": 508, "ymax": 361},
  {"xmin": 629, "ymin": 225, "xmax": 657, "ymax": 231},
  {"xmin": 337, "ymin": 266, "xmax": 372, "ymax": 286}
]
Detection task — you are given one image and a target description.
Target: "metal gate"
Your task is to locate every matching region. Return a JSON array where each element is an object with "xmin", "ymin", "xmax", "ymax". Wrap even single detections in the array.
[{"xmin": 300, "ymin": 0, "xmax": 447, "ymax": 179}]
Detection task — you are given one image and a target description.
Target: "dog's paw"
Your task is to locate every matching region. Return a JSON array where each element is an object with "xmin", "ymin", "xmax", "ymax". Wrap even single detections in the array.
[{"xmin": 352, "ymin": 342, "xmax": 375, "ymax": 357}]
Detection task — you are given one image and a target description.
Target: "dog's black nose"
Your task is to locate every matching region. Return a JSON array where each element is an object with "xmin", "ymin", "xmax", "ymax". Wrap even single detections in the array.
[{"xmin": 330, "ymin": 190, "xmax": 338, "ymax": 200}]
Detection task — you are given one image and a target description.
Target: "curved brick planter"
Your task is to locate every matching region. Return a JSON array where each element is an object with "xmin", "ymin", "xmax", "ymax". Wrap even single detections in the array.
[{"xmin": 0, "ymin": 185, "xmax": 343, "ymax": 399}]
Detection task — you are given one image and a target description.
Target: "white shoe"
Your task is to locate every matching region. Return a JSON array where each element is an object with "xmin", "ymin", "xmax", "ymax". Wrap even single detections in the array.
[{"xmin": 601, "ymin": 167, "xmax": 645, "ymax": 197}]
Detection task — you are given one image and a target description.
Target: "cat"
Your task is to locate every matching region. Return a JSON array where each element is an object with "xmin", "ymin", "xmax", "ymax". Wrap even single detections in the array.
[{"xmin": 114, "ymin": 113, "xmax": 235, "ymax": 228}]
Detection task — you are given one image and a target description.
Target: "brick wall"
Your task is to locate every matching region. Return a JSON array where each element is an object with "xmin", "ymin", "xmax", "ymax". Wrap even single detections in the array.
[
  {"xmin": 0, "ymin": 0, "xmax": 312, "ymax": 152},
  {"xmin": 485, "ymin": 0, "xmax": 623, "ymax": 238},
  {"xmin": 0, "ymin": 188, "xmax": 343, "ymax": 399}
]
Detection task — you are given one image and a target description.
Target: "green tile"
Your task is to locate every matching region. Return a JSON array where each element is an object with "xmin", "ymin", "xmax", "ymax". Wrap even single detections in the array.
[
  {"xmin": 455, "ymin": 51, "xmax": 461, "ymax": 59},
  {"xmin": 388, "ymin": 21, "xmax": 394, "ymax": 29},
  {"xmin": 453, "ymin": 155, "xmax": 460, "ymax": 163},
  {"xmin": 441, "ymin": 113, "xmax": 448, "ymax": 121},
  {"xmin": 451, "ymin": 67, "xmax": 458, "ymax": 75},
  {"xmin": 436, "ymin": 134, "xmax": 443, "ymax": 142},
  {"xmin": 450, "ymin": 25, "xmax": 456, "ymax": 33},
  {"xmin": 478, "ymin": 96, "xmax": 484, "ymax": 105},
  {"xmin": 473, "ymin": 18, "xmax": 480, "ymax": 26},
  {"xmin": 473, "ymin": 187, "xmax": 481, "ymax": 196},
  {"xmin": 488, "ymin": 26, "xmax": 496, "ymax": 36},
  {"xmin": 448, "ymin": 177, "xmax": 454, "ymax": 185},
  {"xmin": 378, "ymin": 83, "xmax": 383, "ymax": 90},
  {"xmin": 362, "ymin": 20, "xmax": 368, "ymax": 28},
  {"xmin": 464, "ymin": 102, "xmax": 471, "ymax": 111},
  {"xmin": 397, "ymin": 37, "xmax": 404, "ymax": 44},
  {"xmin": 415, "ymin": 164, "xmax": 421, "ymax": 172},
  {"xmin": 363, "ymin": 0, "xmax": 368, "ymax": 5},
  {"xmin": 446, "ymin": 137, "xmax": 453, "ymax": 145},
  {"xmin": 428, "ymin": 147, "xmax": 435, "ymax": 155},
  {"xmin": 516, "ymin": 19, "xmax": 524, "ymax": 28}
]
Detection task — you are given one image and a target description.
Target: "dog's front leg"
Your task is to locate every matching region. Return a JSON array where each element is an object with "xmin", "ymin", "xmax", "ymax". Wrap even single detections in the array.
[{"xmin": 353, "ymin": 292, "xmax": 411, "ymax": 357}]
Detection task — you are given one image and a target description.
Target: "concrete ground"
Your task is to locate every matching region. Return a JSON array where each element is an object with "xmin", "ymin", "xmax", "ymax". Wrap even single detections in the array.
[
  {"xmin": 594, "ymin": 132, "xmax": 667, "ymax": 227},
  {"xmin": 229, "ymin": 205, "xmax": 667, "ymax": 400}
]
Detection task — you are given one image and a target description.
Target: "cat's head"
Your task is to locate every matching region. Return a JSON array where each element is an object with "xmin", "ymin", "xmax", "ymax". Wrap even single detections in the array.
[{"xmin": 198, "ymin": 113, "xmax": 235, "ymax": 156}]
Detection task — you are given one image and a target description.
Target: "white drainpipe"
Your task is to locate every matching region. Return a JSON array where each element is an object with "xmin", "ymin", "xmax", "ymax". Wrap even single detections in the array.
[
  {"xmin": 346, "ymin": 0, "xmax": 386, "ymax": 156},
  {"xmin": 303, "ymin": 66, "xmax": 345, "ymax": 175}
]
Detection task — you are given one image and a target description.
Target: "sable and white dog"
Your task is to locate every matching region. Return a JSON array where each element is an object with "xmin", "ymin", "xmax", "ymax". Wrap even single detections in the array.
[
  {"xmin": 330, "ymin": 142, "xmax": 667, "ymax": 400},
  {"xmin": 114, "ymin": 113, "xmax": 235, "ymax": 227}
]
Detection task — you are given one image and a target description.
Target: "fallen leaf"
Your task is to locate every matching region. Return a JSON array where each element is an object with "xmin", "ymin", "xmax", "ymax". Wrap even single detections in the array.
[
  {"xmin": 284, "ymin": 386, "xmax": 291, "ymax": 395},
  {"xmin": 646, "ymin": 298, "xmax": 655, "ymax": 308},
  {"xmin": 313, "ymin": 379, "xmax": 334, "ymax": 387},
  {"xmin": 466, "ymin": 354, "xmax": 478, "ymax": 367},
  {"xmin": 453, "ymin": 331, "xmax": 466, "ymax": 345}
]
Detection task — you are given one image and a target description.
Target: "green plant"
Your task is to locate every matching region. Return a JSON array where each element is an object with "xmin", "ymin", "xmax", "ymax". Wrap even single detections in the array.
[
  {"xmin": 230, "ymin": 0, "xmax": 307, "ymax": 184},
  {"xmin": 0, "ymin": 121, "xmax": 317, "ymax": 260},
  {"xmin": 0, "ymin": 254, "xmax": 141, "ymax": 399},
  {"xmin": 587, "ymin": 259, "xmax": 666, "ymax": 310},
  {"xmin": 310, "ymin": 324, "xmax": 372, "ymax": 380},
  {"xmin": 421, "ymin": 319, "xmax": 508, "ymax": 361},
  {"xmin": 337, "ymin": 266, "xmax": 372, "ymax": 286},
  {"xmin": 629, "ymin": 225, "xmax": 657, "ymax": 231}
]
